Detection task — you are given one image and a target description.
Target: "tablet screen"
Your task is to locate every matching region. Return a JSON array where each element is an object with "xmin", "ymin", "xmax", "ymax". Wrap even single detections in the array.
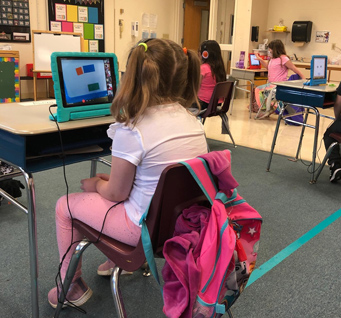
[
  {"xmin": 250, "ymin": 54, "xmax": 260, "ymax": 66},
  {"xmin": 57, "ymin": 56, "xmax": 116, "ymax": 108}
]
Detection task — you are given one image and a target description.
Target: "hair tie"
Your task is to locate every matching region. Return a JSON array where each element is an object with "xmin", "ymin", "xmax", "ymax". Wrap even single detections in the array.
[
  {"xmin": 138, "ymin": 42, "xmax": 148, "ymax": 52},
  {"xmin": 183, "ymin": 47, "xmax": 188, "ymax": 55}
]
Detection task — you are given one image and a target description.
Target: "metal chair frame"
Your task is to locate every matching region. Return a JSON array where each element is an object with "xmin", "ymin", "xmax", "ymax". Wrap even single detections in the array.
[
  {"xmin": 314, "ymin": 132, "xmax": 341, "ymax": 182},
  {"xmin": 199, "ymin": 81, "xmax": 236, "ymax": 148}
]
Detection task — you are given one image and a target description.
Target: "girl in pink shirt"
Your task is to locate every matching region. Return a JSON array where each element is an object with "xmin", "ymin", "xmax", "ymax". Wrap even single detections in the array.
[
  {"xmin": 255, "ymin": 39, "xmax": 305, "ymax": 82},
  {"xmin": 197, "ymin": 40, "xmax": 226, "ymax": 110},
  {"xmin": 253, "ymin": 39, "xmax": 305, "ymax": 118}
]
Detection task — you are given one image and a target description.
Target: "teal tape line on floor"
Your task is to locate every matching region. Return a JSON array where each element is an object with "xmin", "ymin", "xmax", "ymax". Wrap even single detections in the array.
[{"xmin": 246, "ymin": 208, "xmax": 341, "ymax": 288}]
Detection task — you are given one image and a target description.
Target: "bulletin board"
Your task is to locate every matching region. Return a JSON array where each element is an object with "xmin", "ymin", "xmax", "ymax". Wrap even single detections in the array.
[
  {"xmin": 48, "ymin": 0, "xmax": 104, "ymax": 52},
  {"xmin": 0, "ymin": 50, "xmax": 19, "ymax": 102},
  {"xmin": 0, "ymin": 0, "xmax": 31, "ymax": 43}
]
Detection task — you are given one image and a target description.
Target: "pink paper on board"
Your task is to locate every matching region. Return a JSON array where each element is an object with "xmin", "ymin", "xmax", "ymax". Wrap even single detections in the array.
[{"xmin": 62, "ymin": 22, "xmax": 73, "ymax": 32}]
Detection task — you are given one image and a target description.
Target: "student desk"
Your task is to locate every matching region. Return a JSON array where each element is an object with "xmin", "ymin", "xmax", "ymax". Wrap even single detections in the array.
[
  {"xmin": 0, "ymin": 101, "xmax": 114, "ymax": 318},
  {"xmin": 230, "ymin": 67, "xmax": 268, "ymax": 118},
  {"xmin": 292, "ymin": 61, "xmax": 341, "ymax": 82},
  {"xmin": 266, "ymin": 80, "xmax": 337, "ymax": 183}
]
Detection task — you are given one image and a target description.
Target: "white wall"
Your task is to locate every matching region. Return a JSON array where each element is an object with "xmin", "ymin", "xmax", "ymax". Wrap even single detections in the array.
[
  {"xmin": 7, "ymin": 0, "xmax": 341, "ymax": 99},
  {"xmin": 113, "ymin": 0, "xmax": 176, "ymax": 72},
  {"xmin": 250, "ymin": 0, "xmax": 269, "ymax": 51},
  {"xmin": 232, "ymin": 0, "xmax": 252, "ymax": 67},
  {"xmin": 266, "ymin": 0, "xmax": 341, "ymax": 81},
  {"xmin": 5, "ymin": 0, "xmax": 176, "ymax": 99}
]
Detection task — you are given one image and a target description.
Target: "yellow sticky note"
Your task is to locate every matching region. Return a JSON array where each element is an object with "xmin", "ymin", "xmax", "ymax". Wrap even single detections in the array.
[
  {"xmin": 83, "ymin": 40, "xmax": 89, "ymax": 52},
  {"xmin": 67, "ymin": 5, "xmax": 78, "ymax": 23}
]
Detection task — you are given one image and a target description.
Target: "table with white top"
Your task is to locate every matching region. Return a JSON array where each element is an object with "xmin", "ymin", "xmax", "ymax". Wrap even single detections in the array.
[
  {"xmin": 0, "ymin": 100, "xmax": 114, "ymax": 317},
  {"xmin": 230, "ymin": 67, "xmax": 268, "ymax": 118}
]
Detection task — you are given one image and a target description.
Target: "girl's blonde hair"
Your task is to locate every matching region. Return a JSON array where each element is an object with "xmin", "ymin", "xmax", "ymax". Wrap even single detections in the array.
[{"xmin": 111, "ymin": 38, "xmax": 201, "ymax": 125}]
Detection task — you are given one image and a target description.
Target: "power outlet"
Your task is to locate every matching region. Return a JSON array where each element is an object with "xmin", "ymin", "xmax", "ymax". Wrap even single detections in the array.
[{"xmin": 332, "ymin": 43, "xmax": 336, "ymax": 50}]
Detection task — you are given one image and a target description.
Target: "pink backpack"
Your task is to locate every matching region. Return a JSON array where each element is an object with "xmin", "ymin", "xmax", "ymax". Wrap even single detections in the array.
[
  {"xmin": 183, "ymin": 154, "xmax": 262, "ymax": 317},
  {"xmin": 141, "ymin": 151, "xmax": 262, "ymax": 317}
]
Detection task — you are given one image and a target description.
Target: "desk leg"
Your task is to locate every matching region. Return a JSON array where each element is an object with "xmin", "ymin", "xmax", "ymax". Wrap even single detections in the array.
[
  {"xmin": 249, "ymin": 81, "xmax": 253, "ymax": 119},
  {"xmin": 294, "ymin": 110, "xmax": 309, "ymax": 160},
  {"xmin": 33, "ymin": 74, "xmax": 37, "ymax": 101},
  {"xmin": 90, "ymin": 159, "xmax": 98, "ymax": 177},
  {"xmin": 310, "ymin": 109, "xmax": 320, "ymax": 183},
  {"xmin": 266, "ymin": 106, "xmax": 284, "ymax": 171},
  {"xmin": 90, "ymin": 157, "xmax": 112, "ymax": 178},
  {"xmin": 21, "ymin": 169, "xmax": 39, "ymax": 318}
]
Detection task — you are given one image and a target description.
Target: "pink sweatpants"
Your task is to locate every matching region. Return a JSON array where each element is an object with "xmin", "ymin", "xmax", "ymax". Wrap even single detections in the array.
[{"xmin": 55, "ymin": 192, "xmax": 141, "ymax": 281}]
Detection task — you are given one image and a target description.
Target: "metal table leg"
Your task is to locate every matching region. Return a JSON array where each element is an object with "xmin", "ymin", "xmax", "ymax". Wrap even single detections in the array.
[
  {"xmin": 266, "ymin": 105, "xmax": 284, "ymax": 171},
  {"xmin": 234, "ymin": 79, "xmax": 253, "ymax": 119},
  {"xmin": 294, "ymin": 109, "xmax": 309, "ymax": 160},
  {"xmin": 25, "ymin": 170, "xmax": 39, "ymax": 318},
  {"xmin": 266, "ymin": 102, "xmax": 322, "ymax": 183},
  {"xmin": 0, "ymin": 164, "xmax": 39, "ymax": 317},
  {"xmin": 310, "ymin": 107, "xmax": 320, "ymax": 183}
]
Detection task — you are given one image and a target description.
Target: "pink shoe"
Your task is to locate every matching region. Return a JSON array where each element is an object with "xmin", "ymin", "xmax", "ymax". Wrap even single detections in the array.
[
  {"xmin": 48, "ymin": 277, "xmax": 93, "ymax": 309},
  {"xmin": 97, "ymin": 260, "xmax": 133, "ymax": 276}
]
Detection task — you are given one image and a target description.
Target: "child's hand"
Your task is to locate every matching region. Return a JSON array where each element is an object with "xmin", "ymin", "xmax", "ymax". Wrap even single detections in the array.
[
  {"xmin": 96, "ymin": 173, "xmax": 110, "ymax": 181},
  {"xmin": 80, "ymin": 176, "xmax": 101, "ymax": 192},
  {"xmin": 254, "ymin": 53, "xmax": 261, "ymax": 60}
]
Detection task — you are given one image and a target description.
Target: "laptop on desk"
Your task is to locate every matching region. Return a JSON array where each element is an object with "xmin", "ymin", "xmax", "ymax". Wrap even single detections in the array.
[{"xmin": 50, "ymin": 52, "xmax": 119, "ymax": 122}]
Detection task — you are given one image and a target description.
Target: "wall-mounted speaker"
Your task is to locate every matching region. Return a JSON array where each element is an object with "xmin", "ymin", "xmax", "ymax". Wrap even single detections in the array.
[{"xmin": 251, "ymin": 26, "xmax": 259, "ymax": 42}]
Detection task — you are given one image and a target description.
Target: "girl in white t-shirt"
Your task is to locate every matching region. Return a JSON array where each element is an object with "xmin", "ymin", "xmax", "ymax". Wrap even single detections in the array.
[{"xmin": 48, "ymin": 39, "xmax": 208, "ymax": 309}]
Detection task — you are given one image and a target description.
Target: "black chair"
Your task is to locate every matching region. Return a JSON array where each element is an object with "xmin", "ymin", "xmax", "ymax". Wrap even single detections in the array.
[
  {"xmin": 314, "ymin": 132, "xmax": 341, "ymax": 182},
  {"xmin": 198, "ymin": 81, "xmax": 236, "ymax": 147},
  {"xmin": 226, "ymin": 76, "xmax": 238, "ymax": 115}
]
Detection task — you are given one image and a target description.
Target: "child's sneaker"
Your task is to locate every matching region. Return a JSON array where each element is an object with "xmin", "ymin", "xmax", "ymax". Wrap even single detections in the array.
[
  {"xmin": 329, "ymin": 161, "xmax": 341, "ymax": 183},
  {"xmin": 48, "ymin": 277, "xmax": 92, "ymax": 309},
  {"xmin": 97, "ymin": 260, "xmax": 133, "ymax": 276}
]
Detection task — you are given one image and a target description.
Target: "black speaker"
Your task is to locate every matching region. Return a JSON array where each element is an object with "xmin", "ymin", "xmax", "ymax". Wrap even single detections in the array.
[
  {"xmin": 292, "ymin": 21, "xmax": 312, "ymax": 42},
  {"xmin": 251, "ymin": 26, "xmax": 259, "ymax": 42}
]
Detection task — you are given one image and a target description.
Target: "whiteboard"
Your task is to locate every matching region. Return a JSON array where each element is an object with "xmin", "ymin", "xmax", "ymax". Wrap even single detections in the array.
[{"xmin": 32, "ymin": 31, "xmax": 82, "ymax": 72}]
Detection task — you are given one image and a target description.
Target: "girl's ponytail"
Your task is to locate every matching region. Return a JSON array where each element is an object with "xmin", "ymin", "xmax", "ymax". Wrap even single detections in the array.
[{"xmin": 183, "ymin": 48, "xmax": 201, "ymax": 108}]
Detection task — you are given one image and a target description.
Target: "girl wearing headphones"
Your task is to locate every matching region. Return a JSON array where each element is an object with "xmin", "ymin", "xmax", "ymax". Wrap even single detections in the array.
[{"xmin": 197, "ymin": 40, "xmax": 226, "ymax": 110}]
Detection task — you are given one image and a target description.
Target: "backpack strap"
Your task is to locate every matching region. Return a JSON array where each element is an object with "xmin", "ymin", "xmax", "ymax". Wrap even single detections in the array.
[
  {"xmin": 139, "ymin": 200, "xmax": 163, "ymax": 293},
  {"xmin": 180, "ymin": 157, "xmax": 218, "ymax": 204}
]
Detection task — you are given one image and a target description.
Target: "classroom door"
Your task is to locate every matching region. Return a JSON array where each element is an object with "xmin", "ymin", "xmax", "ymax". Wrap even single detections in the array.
[{"xmin": 183, "ymin": 0, "xmax": 211, "ymax": 50}]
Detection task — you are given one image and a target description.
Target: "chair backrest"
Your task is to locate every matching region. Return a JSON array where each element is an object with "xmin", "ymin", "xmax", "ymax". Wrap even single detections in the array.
[
  {"xmin": 201, "ymin": 81, "xmax": 234, "ymax": 119},
  {"xmin": 73, "ymin": 163, "xmax": 208, "ymax": 272},
  {"xmin": 329, "ymin": 132, "xmax": 341, "ymax": 143},
  {"xmin": 149, "ymin": 164, "xmax": 208, "ymax": 255}
]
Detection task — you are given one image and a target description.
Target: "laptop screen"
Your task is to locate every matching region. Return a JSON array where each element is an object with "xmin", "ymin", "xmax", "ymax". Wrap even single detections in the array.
[{"xmin": 51, "ymin": 52, "xmax": 119, "ymax": 122}]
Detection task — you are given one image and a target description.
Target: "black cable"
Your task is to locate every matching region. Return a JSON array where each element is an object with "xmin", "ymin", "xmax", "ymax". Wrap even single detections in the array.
[{"xmin": 48, "ymin": 105, "xmax": 122, "ymax": 313}]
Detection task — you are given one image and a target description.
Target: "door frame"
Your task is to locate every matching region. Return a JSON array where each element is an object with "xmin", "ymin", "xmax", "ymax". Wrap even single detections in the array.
[{"xmin": 175, "ymin": 0, "xmax": 237, "ymax": 69}]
